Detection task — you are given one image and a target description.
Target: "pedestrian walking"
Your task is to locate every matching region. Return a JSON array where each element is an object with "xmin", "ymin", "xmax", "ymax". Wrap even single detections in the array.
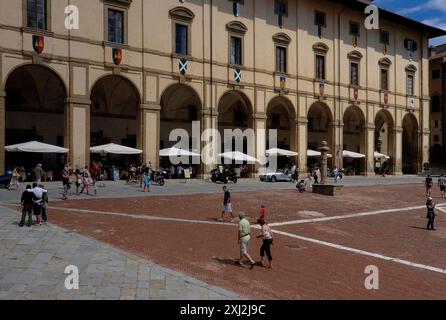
[
  {"xmin": 143, "ymin": 172, "xmax": 151, "ymax": 192},
  {"xmin": 62, "ymin": 168, "xmax": 70, "ymax": 200},
  {"xmin": 426, "ymin": 197, "xmax": 436, "ymax": 231},
  {"xmin": 438, "ymin": 174, "xmax": 446, "ymax": 199},
  {"xmin": 9, "ymin": 166, "xmax": 20, "ymax": 190},
  {"xmin": 237, "ymin": 212, "xmax": 256, "ymax": 269},
  {"xmin": 425, "ymin": 174, "xmax": 433, "ymax": 197},
  {"xmin": 19, "ymin": 185, "xmax": 34, "ymax": 227},
  {"xmin": 80, "ymin": 166, "xmax": 92, "ymax": 195},
  {"xmin": 219, "ymin": 186, "xmax": 235, "ymax": 222},
  {"xmin": 333, "ymin": 167, "xmax": 340, "ymax": 184},
  {"xmin": 40, "ymin": 184, "xmax": 49, "ymax": 224},
  {"xmin": 75, "ymin": 169, "xmax": 82, "ymax": 195},
  {"xmin": 291, "ymin": 163, "xmax": 297, "ymax": 183},
  {"xmin": 257, "ymin": 219, "xmax": 274, "ymax": 269},
  {"xmin": 34, "ymin": 164, "xmax": 43, "ymax": 183},
  {"xmin": 27, "ymin": 183, "xmax": 48, "ymax": 226},
  {"xmin": 259, "ymin": 204, "xmax": 267, "ymax": 223}
]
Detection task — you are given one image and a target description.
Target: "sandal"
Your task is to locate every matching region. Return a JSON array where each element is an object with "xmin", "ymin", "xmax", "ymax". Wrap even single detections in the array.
[{"xmin": 250, "ymin": 262, "xmax": 255, "ymax": 270}]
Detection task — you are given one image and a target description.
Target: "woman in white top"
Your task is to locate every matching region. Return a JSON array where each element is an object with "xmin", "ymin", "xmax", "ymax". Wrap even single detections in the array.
[{"xmin": 257, "ymin": 219, "xmax": 274, "ymax": 269}]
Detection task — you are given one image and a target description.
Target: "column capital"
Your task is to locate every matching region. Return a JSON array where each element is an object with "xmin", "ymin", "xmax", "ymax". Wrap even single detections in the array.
[
  {"xmin": 296, "ymin": 117, "xmax": 308, "ymax": 125},
  {"xmin": 329, "ymin": 120, "xmax": 343, "ymax": 128},
  {"xmin": 393, "ymin": 126, "xmax": 403, "ymax": 133},
  {"xmin": 365, "ymin": 124, "xmax": 375, "ymax": 130},
  {"xmin": 66, "ymin": 97, "xmax": 91, "ymax": 106},
  {"xmin": 141, "ymin": 103, "xmax": 161, "ymax": 111},
  {"xmin": 0, "ymin": 90, "xmax": 6, "ymax": 98},
  {"xmin": 252, "ymin": 113, "xmax": 268, "ymax": 120}
]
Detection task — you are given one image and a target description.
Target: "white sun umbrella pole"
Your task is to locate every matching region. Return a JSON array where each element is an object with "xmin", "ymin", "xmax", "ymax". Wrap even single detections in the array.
[{"xmin": 5, "ymin": 141, "xmax": 69, "ymax": 153}]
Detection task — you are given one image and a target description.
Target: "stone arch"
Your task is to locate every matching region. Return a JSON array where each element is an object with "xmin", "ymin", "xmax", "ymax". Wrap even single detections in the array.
[
  {"xmin": 89, "ymin": 75, "xmax": 141, "ymax": 165},
  {"xmin": 4, "ymin": 63, "xmax": 68, "ymax": 176},
  {"xmin": 307, "ymin": 101, "xmax": 333, "ymax": 151},
  {"xmin": 402, "ymin": 113, "xmax": 420, "ymax": 174},
  {"xmin": 375, "ymin": 110, "xmax": 395, "ymax": 170},
  {"xmin": 343, "ymin": 105, "xmax": 366, "ymax": 174},
  {"xmin": 89, "ymin": 73, "xmax": 142, "ymax": 102},
  {"xmin": 2, "ymin": 62, "xmax": 68, "ymax": 95}
]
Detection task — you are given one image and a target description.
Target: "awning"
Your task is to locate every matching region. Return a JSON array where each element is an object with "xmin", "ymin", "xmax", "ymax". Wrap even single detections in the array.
[
  {"xmin": 266, "ymin": 148, "xmax": 298, "ymax": 157},
  {"xmin": 5, "ymin": 141, "xmax": 69, "ymax": 154},
  {"xmin": 218, "ymin": 151, "xmax": 260, "ymax": 163},
  {"xmin": 343, "ymin": 150, "xmax": 366, "ymax": 159},
  {"xmin": 159, "ymin": 147, "xmax": 200, "ymax": 157},
  {"xmin": 90, "ymin": 143, "xmax": 143, "ymax": 155}
]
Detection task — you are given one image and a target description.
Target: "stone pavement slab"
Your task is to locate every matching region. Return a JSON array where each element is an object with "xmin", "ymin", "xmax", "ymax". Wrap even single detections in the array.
[{"xmin": 0, "ymin": 206, "xmax": 239, "ymax": 300}]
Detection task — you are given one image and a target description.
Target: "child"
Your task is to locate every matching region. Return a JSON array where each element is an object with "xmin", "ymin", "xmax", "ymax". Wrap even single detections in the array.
[
  {"xmin": 144, "ymin": 173, "xmax": 151, "ymax": 192},
  {"xmin": 257, "ymin": 219, "xmax": 274, "ymax": 269},
  {"xmin": 297, "ymin": 180, "xmax": 306, "ymax": 193},
  {"xmin": 259, "ymin": 204, "xmax": 267, "ymax": 223}
]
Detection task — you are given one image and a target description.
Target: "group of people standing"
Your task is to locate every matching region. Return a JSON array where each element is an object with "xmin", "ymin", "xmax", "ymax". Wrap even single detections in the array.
[
  {"xmin": 219, "ymin": 187, "xmax": 274, "ymax": 269},
  {"xmin": 20, "ymin": 183, "xmax": 48, "ymax": 227}
]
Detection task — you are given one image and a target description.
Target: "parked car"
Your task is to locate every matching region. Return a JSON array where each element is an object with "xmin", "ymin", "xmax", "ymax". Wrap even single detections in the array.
[{"xmin": 259, "ymin": 170, "xmax": 292, "ymax": 182}]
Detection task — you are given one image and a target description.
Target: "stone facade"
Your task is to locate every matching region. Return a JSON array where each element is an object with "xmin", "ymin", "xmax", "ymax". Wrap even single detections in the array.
[{"xmin": 0, "ymin": 0, "xmax": 444, "ymax": 176}]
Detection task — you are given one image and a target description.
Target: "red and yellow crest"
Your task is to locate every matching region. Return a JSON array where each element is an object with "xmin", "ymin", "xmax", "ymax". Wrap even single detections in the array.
[
  {"xmin": 32, "ymin": 35, "xmax": 44, "ymax": 54},
  {"xmin": 113, "ymin": 48, "xmax": 122, "ymax": 65}
]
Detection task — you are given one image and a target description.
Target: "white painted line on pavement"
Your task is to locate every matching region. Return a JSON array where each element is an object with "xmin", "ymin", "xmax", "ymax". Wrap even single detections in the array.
[
  {"xmin": 29, "ymin": 205, "xmax": 446, "ymax": 276},
  {"xmin": 272, "ymin": 229, "xmax": 446, "ymax": 275},
  {"xmin": 270, "ymin": 205, "xmax": 427, "ymax": 227}
]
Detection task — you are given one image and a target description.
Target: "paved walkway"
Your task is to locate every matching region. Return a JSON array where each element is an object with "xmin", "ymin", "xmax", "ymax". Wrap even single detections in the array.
[
  {"xmin": 0, "ymin": 206, "xmax": 238, "ymax": 300},
  {"xmin": 0, "ymin": 175, "xmax": 426, "ymax": 204}
]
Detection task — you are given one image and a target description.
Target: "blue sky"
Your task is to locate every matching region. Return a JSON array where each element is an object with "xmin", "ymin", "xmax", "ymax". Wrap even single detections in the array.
[{"xmin": 373, "ymin": 0, "xmax": 446, "ymax": 45}]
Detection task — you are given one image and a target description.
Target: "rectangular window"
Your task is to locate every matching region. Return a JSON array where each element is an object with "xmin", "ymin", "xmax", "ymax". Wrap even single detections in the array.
[
  {"xmin": 175, "ymin": 23, "xmax": 188, "ymax": 55},
  {"xmin": 108, "ymin": 9, "xmax": 124, "ymax": 44},
  {"xmin": 380, "ymin": 69, "xmax": 388, "ymax": 91},
  {"xmin": 435, "ymin": 121, "xmax": 439, "ymax": 128},
  {"xmin": 316, "ymin": 55, "xmax": 325, "ymax": 80},
  {"xmin": 350, "ymin": 62, "xmax": 359, "ymax": 86},
  {"xmin": 230, "ymin": 36, "xmax": 242, "ymax": 65},
  {"xmin": 404, "ymin": 39, "xmax": 417, "ymax": 51},
  {"xmin": 276, "ymin": 46, "xmax": 287, "ymax": 73},
  {"xmin": 315, "ymin": 11, "xmax": 326, "ymax": 27},
  {"xmin": 407, "ymin": 74, "xmax": 414, "ymax": 96},
  {"xmin": 380, "ymin": 31, "xmax": 389, "ymax": 45},
  {"xmin": 432, "ymin": 69, "xmax": 440, "ymax": 80},
  {"xmin": 27, "ymin": 0, "xmax": 47, "ymax": 30},
  {"xmin": 349, "ymin": 22, "xmax": 360, "ymax": 37}
]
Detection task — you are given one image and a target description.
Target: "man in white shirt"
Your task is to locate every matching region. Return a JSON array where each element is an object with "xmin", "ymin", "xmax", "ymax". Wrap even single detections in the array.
[{"xmin": 27, "ymin": 183, "xmax": 48, "ymax": 225}]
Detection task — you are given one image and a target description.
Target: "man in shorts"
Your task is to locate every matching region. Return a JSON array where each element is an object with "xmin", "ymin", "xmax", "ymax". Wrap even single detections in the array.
[
  {"xmin": 219, "ymin": 186, "xmax": 235, "ymax": 222},
  {"xmin": 438, "ymin": 174, "xmax": 446, "ymax": 199},
  {"xmin": 237, "ymin": 212, "xmax": 256, "ymax": 269}
]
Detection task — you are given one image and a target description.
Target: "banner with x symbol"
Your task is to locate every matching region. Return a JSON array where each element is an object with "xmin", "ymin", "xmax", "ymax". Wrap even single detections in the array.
[
  {"xmin": 179, "ymin": 59, "xmax": 188, "ymax": 75},
  {"xmin": 234, "ymin": 68, "xmax": 242, "ymax": 83}
]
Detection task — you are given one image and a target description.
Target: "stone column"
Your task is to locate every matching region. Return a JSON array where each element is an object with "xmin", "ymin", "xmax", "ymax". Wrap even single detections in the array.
[
  {"xmin": 296, "ymin": 117, "xmax": 308, "ymax": 175},
  {"xmin": 332, "ymin": 120, "xmax": 343, "ymax": 169},
  {"xmin": 253, "ymin": 114, "xmax": 267, "ymax": 177},
  {"xmin": 65, "ymin": 97, "xmax": 90, "ymax": 171},
  {"xmin": 201, "ymin": 109, "xmax": 218, "ymax": 178},
  {"xmin": 421, "ymin": 128, "xmax": 430, "ymax": 172},
  {"xmin": 365, "ymin": 124, "xmax": 376, "ymax": 176},
  {"xmin": 139, "ymin": 104, "xmax": 161, "ymax": 168},
  {"xmin": 0, "ymin": 90, "xmax": 5, "ymax": 174},
  {"xmin": 393, "ymin": 126, "xmax": 403, "ymax": 175}
]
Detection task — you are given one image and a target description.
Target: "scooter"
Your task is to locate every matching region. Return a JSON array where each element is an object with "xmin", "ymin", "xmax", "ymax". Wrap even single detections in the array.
[{"xmin": 153, "ymin": 170, "xmax": 166, "ymax": 186}]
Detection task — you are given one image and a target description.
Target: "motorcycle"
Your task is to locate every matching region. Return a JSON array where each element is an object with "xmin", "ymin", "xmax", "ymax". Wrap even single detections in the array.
[
  {"xmin": 153, "ymin": 170, "xmax": 166, "ymax": 186},
  {"xmin": 210, "ymin": 169, "xmax": 238, "ymax": 184}
]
